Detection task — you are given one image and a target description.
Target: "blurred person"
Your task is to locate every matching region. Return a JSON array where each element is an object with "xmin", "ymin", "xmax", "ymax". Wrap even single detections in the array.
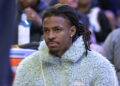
[
  {"xmin": 0, "ymin": 0, "xmax": 16, "ymax": 85},
  {"xmin": 116, "ymin": 12, "xmax": 120, "ymax": 28},
  {"xmin": 58, "ymin": 0, "xmax": 78, "ymax": 9},
  {"xmin": 117, "ymin": 16, "xmax": 120, "ymax": 28},
  {"xmin": 78, "ymin": 0, "xmax": 112, "ymax": 44},
  {"xmin": 103, "ymin": 29, "xmax": 120, "ymax": 86},
  {"xmin": 14, "ymin": 4, "xmax": 119, "ymax": 86},
  {"xmin": 13, "ymin": 0, "xmax": 49, "ymax": 45},
  {"xmin": 105, "ymin": 10, "xmax": 117, "ymax": 31}
]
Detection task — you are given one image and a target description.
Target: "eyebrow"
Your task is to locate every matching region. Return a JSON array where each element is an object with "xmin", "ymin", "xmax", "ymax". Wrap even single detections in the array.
[{"xmin": 43, "ymin": 26, "xmax": 63, "ymax": 29}]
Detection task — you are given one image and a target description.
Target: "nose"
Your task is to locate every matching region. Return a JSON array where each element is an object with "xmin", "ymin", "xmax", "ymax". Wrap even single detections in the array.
[{"xmin": 48, "ymin": 31, "xmax": 56, "ymax": 40}]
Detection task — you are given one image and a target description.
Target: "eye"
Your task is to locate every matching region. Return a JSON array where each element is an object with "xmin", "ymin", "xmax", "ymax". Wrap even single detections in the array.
[
  {"xmin": 55, "ymin": 27, "xmax": 62, "ymax": 32},
  {"xmin": 56, "ymin": 28, "xmax": 61, "ymax": 31},
  {"xmin": 43, "ymin": 29, "xmax": 49, "ymax": 33}
]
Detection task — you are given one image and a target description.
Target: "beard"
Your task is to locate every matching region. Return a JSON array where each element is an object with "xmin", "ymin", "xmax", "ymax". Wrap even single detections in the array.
[{"xmin": 49, "ymin": 49, "xmax": 59, "ymax": 57}]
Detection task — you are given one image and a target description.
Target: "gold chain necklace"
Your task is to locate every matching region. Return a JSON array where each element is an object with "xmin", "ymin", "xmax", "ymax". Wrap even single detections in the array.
[{"xmin": 40, "ymin": 62, "xmax": 46, "ymax": 86}]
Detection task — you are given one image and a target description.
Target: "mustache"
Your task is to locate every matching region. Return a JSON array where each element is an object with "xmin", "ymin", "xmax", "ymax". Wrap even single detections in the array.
[{"xmin": 47, "ymin": 40, "xmax": 59, "ymax": 44}]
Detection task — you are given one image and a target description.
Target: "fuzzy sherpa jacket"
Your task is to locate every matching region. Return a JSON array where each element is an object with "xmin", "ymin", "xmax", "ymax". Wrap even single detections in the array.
[{"xmin": 14, "ymin": 36, "xmax": 119, "ymax": 86}]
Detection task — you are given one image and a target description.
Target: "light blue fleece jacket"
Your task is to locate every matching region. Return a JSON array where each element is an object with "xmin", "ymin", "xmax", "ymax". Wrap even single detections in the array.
[{"xmin": 14, "ymin": 36, "xmax": 119, "ymax": 86}]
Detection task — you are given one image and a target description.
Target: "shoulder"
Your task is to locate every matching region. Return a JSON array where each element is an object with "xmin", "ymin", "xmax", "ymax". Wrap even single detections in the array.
[
  {"xmin": 84, "ymin": 51, "xmax": 119, "ymax": 85},
  {"xmin": 111, "ymin": 29, "xmax": 120, "ymax": 38},
  {"xmin": 15, "ymin": 51, "xmax": 41, "ymax": 74},
  {"xmin": 18, "ymin": 51, "xmax": 40, "ymax": 67},
  {"xmin": 86, "ymin": 50, "xmax": 115, "ymax": 71},
  {"xmin": 14, "ymin": 51, "xmax": 40, "ymax": 79},
  {"xmin": 104, "ymin": 29, "xmax": 120, "ymax": 44},
  {"xmin": 14, "ymin": 51, "xmax": 41, "ymax": 85}
]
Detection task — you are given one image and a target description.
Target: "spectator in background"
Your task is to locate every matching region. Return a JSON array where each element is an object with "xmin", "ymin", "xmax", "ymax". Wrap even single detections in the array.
[
  {"xmin": 14, "ymin": 4, "xmax": 119, "ymax": 86},
  {"xmin": 105, "ymin": 10, "xmax": 117, "ymax": 31},
  {"xmin": 58, "ymin": 0, "xmax": 78, "ymax": 9},
  {"xmin": 98, "ymin": 0, "xmax": 120, "ymax": 28},
  {"xmin": 13, "ymin": 0, "xmax": 49, "ymax": 45},
  {"xmin": 0, "ymin": 0, "xmax": 16, "ymax": 85},
  {"xmin": 103, "ymin": 29, "xmax": 120, "ymax": 86},
  {"xmin": 117, "ymin": 12, "xmax": 120, "ymax": 28},
  {"xmin": 78, "ymin": 0, "xmax": 112, "ymax": 44}
]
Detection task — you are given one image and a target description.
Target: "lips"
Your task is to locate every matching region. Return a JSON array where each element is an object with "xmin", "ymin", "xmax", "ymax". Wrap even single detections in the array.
[{"xmin": 48, "ymin": 42, "xmax": 58, "ymax": 47}]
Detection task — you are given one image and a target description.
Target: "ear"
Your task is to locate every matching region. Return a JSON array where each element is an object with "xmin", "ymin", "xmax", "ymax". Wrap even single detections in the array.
[{"xmin": 70, "ymin": 26, "xmax": 76, "ymax": 38}]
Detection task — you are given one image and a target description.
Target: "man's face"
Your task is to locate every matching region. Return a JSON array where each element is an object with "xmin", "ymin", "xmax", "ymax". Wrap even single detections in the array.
[
  {"xmin": 43, "ymin": 16, "xmax": 76, "ymax": 56},
  {"xmin": 59, "ymin": 0, "xmax": 78, "ymax": 9},
  {"xmin": 78, "ymin": 0, "xmax": 92, "ymax": 5},
  {"xmin": 19, "ymin": 0, "xmax": 38, "ymax": 9}
]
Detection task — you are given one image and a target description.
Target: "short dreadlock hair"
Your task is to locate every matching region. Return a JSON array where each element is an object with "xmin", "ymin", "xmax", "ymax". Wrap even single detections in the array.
[{"xmin": 42, "ymin": 4, "xmax": 91, "ymax": 55}]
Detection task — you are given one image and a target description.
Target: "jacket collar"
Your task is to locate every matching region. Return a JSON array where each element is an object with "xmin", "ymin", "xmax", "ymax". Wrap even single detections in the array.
[{"xmin": 38, "ymin": 36, "xmax": 86, "ymax": 64}]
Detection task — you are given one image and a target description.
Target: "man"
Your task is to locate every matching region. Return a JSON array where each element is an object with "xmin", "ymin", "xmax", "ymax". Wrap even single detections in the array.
[
  {"xmin": 14, "ymin": 4, "xmax": 118, "ymax": 86},
  {"xmin": 103, "ymin": 29, "xmax": 120, "ymax": 86}
]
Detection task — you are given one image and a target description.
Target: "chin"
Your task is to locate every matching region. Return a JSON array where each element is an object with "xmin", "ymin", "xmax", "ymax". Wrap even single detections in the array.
[{"xmin": 49, "ymin": 49, "xmax": 59, "ymax": 56}]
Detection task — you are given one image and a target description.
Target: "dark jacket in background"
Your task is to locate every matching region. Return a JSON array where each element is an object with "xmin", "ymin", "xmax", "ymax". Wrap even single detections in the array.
[
  {"xmin": 0, "ymin": 0, "xmax": 16, "ymax": 85},
  {"xmin": 86, "ymin": 8, "xmax": 112, "ymax": 43},
  {"xmin": 95, "ymin": 11, "xmax": 112, "ymax": 43}
]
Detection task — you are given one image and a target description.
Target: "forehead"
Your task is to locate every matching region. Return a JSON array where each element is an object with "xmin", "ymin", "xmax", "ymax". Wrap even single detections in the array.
[
  {"xmin": 20, "ymin": 0, "xmax": 36, "ymax": 2},
  {"xmin": 59, "ymin": 0, "xmax": 77, "ymax": 2},
  {"xmin": 19, "ymin": 0, "xmax": 38, "ymax": 4},
  {"xmin": 79, "ymin": 0, "xmax": 92, "ymax": 3},
  {"xmin": 43, "ymin": 16, "xmax": 71, "ymax": 28}
]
